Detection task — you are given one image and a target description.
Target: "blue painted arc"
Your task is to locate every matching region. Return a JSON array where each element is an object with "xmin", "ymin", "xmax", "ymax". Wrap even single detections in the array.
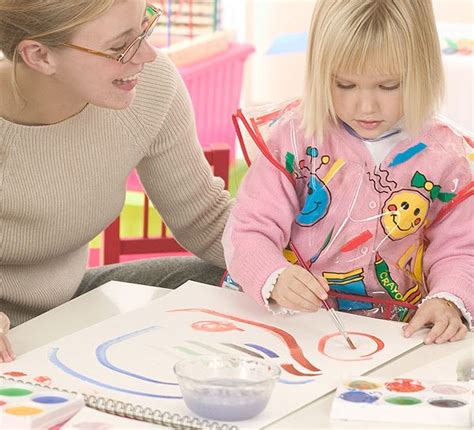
[
  {"xmin": 95, "ymin": 325, "xmax": 178, "ymax": 386},
  {"xmin": 49, "ymin": 348, "xmax": 182, "ymax": 400}
]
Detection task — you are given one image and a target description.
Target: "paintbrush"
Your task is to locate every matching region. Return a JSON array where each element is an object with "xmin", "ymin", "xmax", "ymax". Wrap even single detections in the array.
[{"xmin": 289, "ymin": 241, "xmax": 356, "ymax": 350}]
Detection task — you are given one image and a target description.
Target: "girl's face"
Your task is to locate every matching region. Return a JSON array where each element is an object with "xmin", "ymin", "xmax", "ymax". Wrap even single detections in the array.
[
  {"xmin": 331, "ymin": 72, "xmax": 403, "ymax": 139},
  {"xmin": 50, "ymin": 0, "xmax": 157, "ymax": 110}
]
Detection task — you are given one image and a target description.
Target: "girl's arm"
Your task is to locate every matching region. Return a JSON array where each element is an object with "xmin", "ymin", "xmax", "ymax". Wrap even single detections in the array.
[
  {"xmin": 223, "ymin": 148, "xmax": 300, "ymax": 305},
  {"xmin": 405, "ymin": 154, "xmax": 473, "ymax": 343}
]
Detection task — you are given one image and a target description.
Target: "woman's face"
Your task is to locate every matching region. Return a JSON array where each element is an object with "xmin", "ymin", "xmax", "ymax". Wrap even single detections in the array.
[{"xmin": 51, "ymin": 0, "xmax": 157, "ymax": 110}]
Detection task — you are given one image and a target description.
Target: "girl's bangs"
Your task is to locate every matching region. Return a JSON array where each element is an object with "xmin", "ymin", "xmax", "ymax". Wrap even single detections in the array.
[{"xmin": 333, "ymin": 21, "xmax": 406, "ymax": 78}]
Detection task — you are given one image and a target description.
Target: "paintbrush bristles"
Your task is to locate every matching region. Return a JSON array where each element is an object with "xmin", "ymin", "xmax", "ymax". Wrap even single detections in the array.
[{"xmin": 346, "ymin": 337, "xmax": 357, "ymax": 350}]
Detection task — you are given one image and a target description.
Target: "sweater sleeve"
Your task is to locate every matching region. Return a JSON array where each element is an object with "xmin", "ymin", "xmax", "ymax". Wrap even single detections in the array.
[
  {"xmin": 422, "ymin": 149, "xmax": 474, "ymax": 322},
  {"xmin": 135, "ymin": 59, "xmax": 232, "ymax": 268},
  {"xmin": 223, "ymin": 140, "xmax": 299, "ymax": 305}
]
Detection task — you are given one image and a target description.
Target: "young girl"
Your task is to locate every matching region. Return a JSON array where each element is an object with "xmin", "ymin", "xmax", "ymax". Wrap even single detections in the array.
[
  {"xmin": 0, "ymin": 0, "xmax": 232, "ymax": 362},
  {"xmin": 223, "ymin": 0, "xmax": 472, "ymax": 345}
]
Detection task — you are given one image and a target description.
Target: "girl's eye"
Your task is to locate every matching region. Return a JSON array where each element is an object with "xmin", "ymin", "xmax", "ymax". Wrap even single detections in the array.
[
  {"xmin": 380, "ymin": 83, "xmax": 400, "ymax": 91},
  {"xmin": 336, "ymin": 83, "xmax": 356, "ymax": 90},
  {"xmin": 110, "ymin": 43, "xmax": 127, "ymax": 52}
]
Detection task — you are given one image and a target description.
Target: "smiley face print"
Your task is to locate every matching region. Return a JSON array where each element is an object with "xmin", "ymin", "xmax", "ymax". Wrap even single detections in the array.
[{"xmin": 381, "ymin": 190, "xmax": 430, "ymax": 240}]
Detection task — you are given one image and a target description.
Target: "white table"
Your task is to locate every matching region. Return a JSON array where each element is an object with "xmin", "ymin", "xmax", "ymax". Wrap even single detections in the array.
[{"xmin": 9, "ymin": 281, "xmax": 473, "ymax": 429}]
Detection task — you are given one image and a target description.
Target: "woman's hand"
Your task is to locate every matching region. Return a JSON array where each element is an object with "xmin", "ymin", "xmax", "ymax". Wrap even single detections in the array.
[
  {"xmin": 0, "ymin": 333, "xmax": 15, "ymax": 363},
  {"xmin": 403, "ymin": 298, "xmax": 468, "ymax": 344},
  {"xmin": 270, "ymin": 266, "xmax": 329, "ymax": 312},
  {"xmin": 0, "ymin": 312, "xmax": 15, "ymax": 362}
]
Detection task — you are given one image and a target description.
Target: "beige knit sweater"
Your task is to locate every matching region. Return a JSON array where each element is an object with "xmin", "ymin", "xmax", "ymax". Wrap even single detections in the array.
[{"xmin": 0, "ymin": 52, "xmax": 232, "ymax": 327}]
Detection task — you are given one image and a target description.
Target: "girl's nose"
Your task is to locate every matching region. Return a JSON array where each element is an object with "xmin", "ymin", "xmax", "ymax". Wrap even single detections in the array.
[{"xmin": 359, "ymin": 91, "xmax": 378, "ymax": 114}]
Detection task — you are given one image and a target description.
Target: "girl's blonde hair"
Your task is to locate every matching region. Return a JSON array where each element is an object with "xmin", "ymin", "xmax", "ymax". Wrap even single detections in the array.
[{"xmin": 301, "ymin": 0, "xmax": 444, "ymax": 141}]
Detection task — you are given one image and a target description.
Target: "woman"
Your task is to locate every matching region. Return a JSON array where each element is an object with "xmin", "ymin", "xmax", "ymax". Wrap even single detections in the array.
[{"xmin": 0, "ymin": 0, "xmax": 232, "ymax": 360}]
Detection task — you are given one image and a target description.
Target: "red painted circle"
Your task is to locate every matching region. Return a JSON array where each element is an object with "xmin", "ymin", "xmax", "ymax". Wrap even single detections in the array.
[{"xmin": 318, "ymin": 331, "xmax": 385, "ymax": 361}]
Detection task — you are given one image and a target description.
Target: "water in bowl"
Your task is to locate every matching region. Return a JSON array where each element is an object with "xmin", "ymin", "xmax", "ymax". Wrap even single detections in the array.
[{"xmin": 181, "ymin": 377, "xmax": 272, "ymax": 421}]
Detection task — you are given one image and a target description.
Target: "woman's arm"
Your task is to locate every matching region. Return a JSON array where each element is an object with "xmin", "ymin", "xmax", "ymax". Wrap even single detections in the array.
[{"xmin": 136, "ymin": 70, "xmax": 232, "ymax": 268}]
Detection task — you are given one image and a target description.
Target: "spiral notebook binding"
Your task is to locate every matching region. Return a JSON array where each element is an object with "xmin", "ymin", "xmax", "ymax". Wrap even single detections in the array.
[{"xmin": 0, "ymin": 376, "xmax": 239, "ymax": 430}]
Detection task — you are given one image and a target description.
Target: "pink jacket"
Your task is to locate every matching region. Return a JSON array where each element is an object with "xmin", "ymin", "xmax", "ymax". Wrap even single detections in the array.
[{"xmin": 223, "ymin": 115, "xmax": 473, "ymax": 323}]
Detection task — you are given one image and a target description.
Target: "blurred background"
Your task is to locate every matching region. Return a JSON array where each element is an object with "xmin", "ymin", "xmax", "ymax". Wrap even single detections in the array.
[{"xmin": 1, "ymin": 0, "xmax": 471, "ymax": 264}]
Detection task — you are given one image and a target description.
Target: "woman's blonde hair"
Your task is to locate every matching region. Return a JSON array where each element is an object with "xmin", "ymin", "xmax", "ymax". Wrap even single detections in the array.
[
  {"xmin": 0, "ymin": 0, "xmax": 116, "ymax": 101},
  {"xmin": 1, "ymin": 1, "xmax": 116, "ymax": 73},
  {"xmin": 301, "ymin": 0, "xmax": 444, "ymax": 141}
]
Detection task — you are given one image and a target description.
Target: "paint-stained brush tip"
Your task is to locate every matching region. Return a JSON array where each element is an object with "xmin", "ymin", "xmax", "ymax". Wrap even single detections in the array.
[{"xmin": 347, "ymin": 337, "xmax": 357, "ymax": 350}]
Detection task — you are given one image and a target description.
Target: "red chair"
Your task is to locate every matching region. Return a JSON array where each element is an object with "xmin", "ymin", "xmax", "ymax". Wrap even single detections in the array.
[{"xmin": 101, "ymin": 143, "xmax": 230, "ymax": 265}]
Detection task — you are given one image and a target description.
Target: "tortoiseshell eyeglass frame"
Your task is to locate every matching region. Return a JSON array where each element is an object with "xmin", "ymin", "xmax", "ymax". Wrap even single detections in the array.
[{"xmin": 61, "ymin": 5, "xmax": 162, "ymax": 64}]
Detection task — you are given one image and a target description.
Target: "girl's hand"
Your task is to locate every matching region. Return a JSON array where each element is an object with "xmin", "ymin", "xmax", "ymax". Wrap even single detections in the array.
[
  {"xmin": 270, "ymin": 266, "xmax": 329, "ymax": 311},
  {"xmin": 0, "ymin": 312, "xmax": 14, "ymax": 362},
  {"xmin": 403, "ymin": 298, "xmax": 468, "ymax": 344}
]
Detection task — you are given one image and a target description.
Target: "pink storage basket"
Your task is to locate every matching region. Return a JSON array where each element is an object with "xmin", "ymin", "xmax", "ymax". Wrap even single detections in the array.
[{"xmin": 179, "ymin": 42, "xmax": 254, "ymax": 160}]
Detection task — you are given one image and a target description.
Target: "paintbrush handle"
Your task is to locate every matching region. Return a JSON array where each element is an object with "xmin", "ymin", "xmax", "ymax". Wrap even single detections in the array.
[
  {"xmin": 288, "ymin": 241, "xmax": 350, "ymax": 335},
  {"xmin": 328, "ymin": 307, "xmax": 347, "ymax": 335}
]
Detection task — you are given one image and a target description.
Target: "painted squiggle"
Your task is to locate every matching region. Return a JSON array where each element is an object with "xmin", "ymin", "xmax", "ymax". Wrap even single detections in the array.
[{"xmin": 169, "ymin": 308, "xmax": 321, "ymax": 373}]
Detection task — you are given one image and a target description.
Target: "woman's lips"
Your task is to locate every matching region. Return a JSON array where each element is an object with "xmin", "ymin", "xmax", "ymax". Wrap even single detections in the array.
[{"xmin": 113, "ymin": 73, "xmax": 140, "ymax": 91}]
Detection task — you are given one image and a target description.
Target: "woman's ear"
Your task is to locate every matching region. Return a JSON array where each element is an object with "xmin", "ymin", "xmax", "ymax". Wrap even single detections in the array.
[{"xmin": 17, "ymin": 40, "xmax": 57, "ymax": 75}]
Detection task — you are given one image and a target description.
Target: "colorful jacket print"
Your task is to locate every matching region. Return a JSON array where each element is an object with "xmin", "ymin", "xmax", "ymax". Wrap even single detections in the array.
[{"xmin": 223, "ymin": 112, "xmax": 473, "ymax": 323}]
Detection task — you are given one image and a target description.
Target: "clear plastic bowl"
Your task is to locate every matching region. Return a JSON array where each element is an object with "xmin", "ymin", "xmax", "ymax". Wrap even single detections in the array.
[{"xmin": 174, "ymin": 355, "xmax": 281, "ymax": 421}]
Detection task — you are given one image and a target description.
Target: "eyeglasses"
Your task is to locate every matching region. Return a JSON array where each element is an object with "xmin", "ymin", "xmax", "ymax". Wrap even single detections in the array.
[{"xmin": 61, "ymin": 5, "xmax": 162, "ymax": 64}]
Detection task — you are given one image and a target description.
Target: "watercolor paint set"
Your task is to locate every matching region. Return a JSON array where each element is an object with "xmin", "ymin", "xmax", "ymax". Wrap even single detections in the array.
[
  {"xmin": 0, "ymin": 382, "xmax": 84, "ymax": 429},
  {"xmin": 330, "ymin": 376, "xmax": 472, "ymax": 427}
]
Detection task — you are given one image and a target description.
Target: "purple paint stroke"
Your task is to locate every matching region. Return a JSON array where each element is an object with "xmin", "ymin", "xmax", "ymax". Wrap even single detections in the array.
[{"xmin": 245, "ymin": 343, "xmax": 279, "ymax": 358}]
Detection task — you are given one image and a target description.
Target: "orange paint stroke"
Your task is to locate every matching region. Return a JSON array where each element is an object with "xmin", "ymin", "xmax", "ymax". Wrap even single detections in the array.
[
  {"xmin": 170, "ymin": 308, "xmax": 321, "ymax": 372},
  {"xmin": 281, "ymin": 364, "xmax": 321, "ymax": 377},
  {"xmin": 318, "ymin": 331, "xmax": 385, "ymax": 361}
]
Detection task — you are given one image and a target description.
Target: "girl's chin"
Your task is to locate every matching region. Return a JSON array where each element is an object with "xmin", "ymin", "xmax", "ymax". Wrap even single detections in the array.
[{"xmin": 353, "ymin": 124, "xmax": 390, "ymax": 139}]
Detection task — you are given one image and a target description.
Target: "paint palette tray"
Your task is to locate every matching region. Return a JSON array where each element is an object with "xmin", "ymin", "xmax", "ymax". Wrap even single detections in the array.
[
  {"xmin": 330, "ymin": 376, "xmax": 472, "ymax": 427},
  {"xmin": 0, "ymin": 382, "xmax": 84, "ymax": 429}
]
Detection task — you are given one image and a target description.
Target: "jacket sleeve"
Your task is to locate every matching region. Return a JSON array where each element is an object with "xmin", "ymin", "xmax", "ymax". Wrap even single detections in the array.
[
  {"xmin": 422, "ymin": 148, "xmax": 474, "ymax": 323},
  {"xmin": 222, "ymin": 138, "xmax": 300, "ymax": 305}
]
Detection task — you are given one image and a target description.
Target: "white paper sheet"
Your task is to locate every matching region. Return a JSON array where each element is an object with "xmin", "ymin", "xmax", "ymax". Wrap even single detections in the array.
[{"xmin": 0, "ymin": 282, "xmax": 425, "ymax": 429}]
